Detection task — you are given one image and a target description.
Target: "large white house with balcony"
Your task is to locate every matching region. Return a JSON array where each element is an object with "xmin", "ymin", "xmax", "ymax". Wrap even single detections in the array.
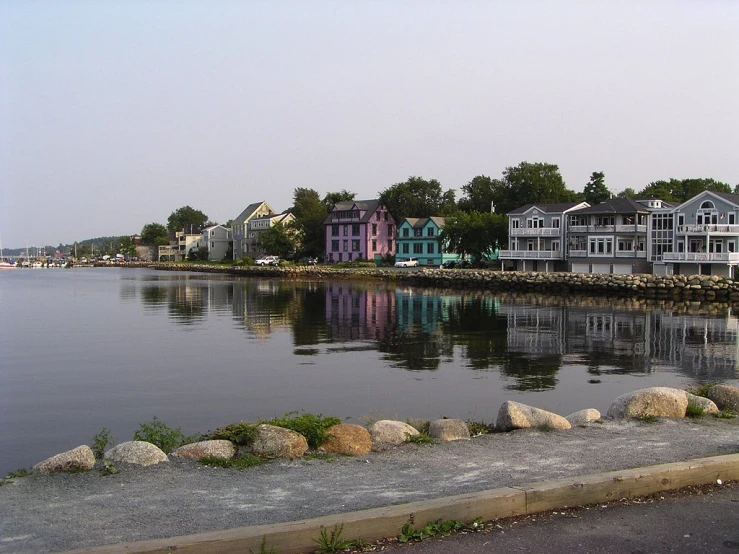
[
  {"xmin": 657, "ymin": 190, "xmax": 739, "ymax": 278},
  {"xmin": 499, "ymin": 202, "xmax": 589, "ymax": 272},
  {"xmin": 566, "ymin": 198, "xmax": 658, "ymax": 275}
]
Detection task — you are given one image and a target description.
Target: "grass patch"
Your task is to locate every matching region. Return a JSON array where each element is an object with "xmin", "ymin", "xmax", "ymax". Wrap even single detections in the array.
[
  {"xmin": 466, "ymin": 420, "xmax": 494, "ymax": 436},
  {"xmin": 398, "ymin": 519, "xmax": 467, "ymax": 543},
  {"xmin": 685, "ymin": 403, "xmax": 706, "ymax": 418},
  {"xmin": 714, "ymin": 410, "xmax": 736, "ymax": 419},
  {"xmin": 261, "ymin": 411, "xmax": 341, "ymax": 449},
  {"xmin": 99, "ymin": 460, "xmax": 119, "ymax": 476},
  {"xmin": 208, "ymin": 421, "xmax": 257, "ymax": 446},
  {"xmin": 406, "ymin": 419, "xmax": 430, "ymax": 435},
  {"xmin": 635, "ymin": 414, "xmax": 659, "ymax": 424},
  {"xmin": 133, "ymin": 416, "xmax": 201, "ymax": 454},
  {"xmin": 303, "ymin": 452, "xmax": 335, "ymax": 462},
  {"xmin": 406, "ymin": 432, "xmax": 435, "ymax": 445},
  {"xmin": 685, "ymin": 383, "xmax": 716, "ymax": 398},
  {"xmin": 198, "ymin": 455, "xmax": 266, "ymax": 470},
  {"xmin": 314, "ymin": 524, "xmax": 357, "ymax": 553},
  {"xmin": 249, "ymin": 536, "xmax": 279, "ymax": 554},
  {"xmin": 0, "ymin": 468, "xmax": 29, "ymax": 487}
]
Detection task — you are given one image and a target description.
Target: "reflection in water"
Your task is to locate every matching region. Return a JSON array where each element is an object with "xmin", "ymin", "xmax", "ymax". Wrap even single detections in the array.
[{"xmin": 131, "ymin": 276, "xmax": 739, "ymax": 386}]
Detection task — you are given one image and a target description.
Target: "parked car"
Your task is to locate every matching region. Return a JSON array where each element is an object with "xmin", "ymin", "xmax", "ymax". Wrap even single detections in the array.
[
  {"xmin": 442, "ymin": 259, "xmax": 472, "ymax": 269},
  {"xmin": 299, "ymin": 257, "xmax": 318, "ymax": 265},
  {"xmin": 255, "ymin": 255, "xmax": 280, "ymax": 266},
  {"xmin": 394, "ymin": 257, "xmax": 419, "ymax": 268}
]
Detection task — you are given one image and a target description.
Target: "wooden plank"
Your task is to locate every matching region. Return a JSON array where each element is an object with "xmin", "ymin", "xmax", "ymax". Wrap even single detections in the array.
[{"xmin": 523, "ymin": 453, "xmax": 739, "ymax": 514}]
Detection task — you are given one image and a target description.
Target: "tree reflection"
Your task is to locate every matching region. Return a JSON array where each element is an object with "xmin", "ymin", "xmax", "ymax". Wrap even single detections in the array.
[{"xmin": 500, "ymin": 352, "xmax": 561, "ymax": 391}]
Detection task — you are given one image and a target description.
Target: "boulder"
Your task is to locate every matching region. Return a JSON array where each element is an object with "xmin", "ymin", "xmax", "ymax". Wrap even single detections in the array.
[
  {"xmin": 321, "ymin": 424, "xmax": 372, "ymax": 455},
  {"xmin": 706, "ymin": 384, "xmax": 739, "ymax": 413},
  {"xmin": 250, "ymin": 424, "xmax": 308, "ymax": 459},
  {"xmin": 565, "ymin": 409, "xmax": 602, "ymax": 426},
  {"xmin": 369, "ymin": 420, "xmax": 420, "ymax": 445},
  {"xmin": 497, "ymin": 401, "xmax": 571, "ymax": 431},
  {"xmin": 171, "ymin": 440, "xmax": 236, "ymax": 460},
  {"xmin": 104, "ymin": 441, "xmax": 168, "ymax": 466},
  {"xmin": 685, "ymin": 393, "xmax": 719, "ymax": 415},
  {"xmin": 33, "ymin": 445, "xmax": 95, "ymax": 474},
  {"xmin": 428, "ymin": 419, "xmax": 470, "ymax": 441},
  {"xmin": 607, "ymin": 387, "xmax": 688, "ymax": 419}
]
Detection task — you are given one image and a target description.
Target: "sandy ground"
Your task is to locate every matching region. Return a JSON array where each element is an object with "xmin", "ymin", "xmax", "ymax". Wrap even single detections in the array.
[{"xmin": 0, "ymin": 417, "xmax": 737, "ymax": 553}]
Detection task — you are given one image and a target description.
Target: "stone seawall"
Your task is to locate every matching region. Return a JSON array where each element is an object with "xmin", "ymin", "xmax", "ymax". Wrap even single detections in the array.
[{"xmin": 129, "ymin": 263, "xmax": 739, "ymax": 302}]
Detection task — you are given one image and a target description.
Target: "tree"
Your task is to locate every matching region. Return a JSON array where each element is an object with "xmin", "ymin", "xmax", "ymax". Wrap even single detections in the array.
[
  {"xmin": 379, "ymin": 176, "xmax": 457, "ymax": 222},
  {"xmin": 439, "ymin": 212, "xmax": 508, "ymax": 262},
  {"xmin": 289, "ymin": 188, "xmax": 328, "ymax": 258},
  {"xmin": 322, "ymin": 190, "xmax": 356, "ymax": 212},
  {"xmin": 167, "ymin": 206, "xmax": 208, "ymax": 233},
  {"xmin": 140, "ymin": 223, "xmax": 169, "ymax": 246},
  {"xmin": 458, "ymin": 175, "xmax": 507, "ymax": 214},
  {"xmin": 582, "ymin": 171, "xmax": 611, "ymax": 205},
  {"xmin": 496, "ymin": 162, "xmax": 578, "ymax": 215},
  {"xmin": 616, "ymin": 188, "xmax": 637, "ymax": 199},
  {"xmin": 638, "ymin": 178, "xmax": 731, "ymax": 204},
  {"xmin": 260, "ymin": 223, "xmax": 296, "ymax": 258}
]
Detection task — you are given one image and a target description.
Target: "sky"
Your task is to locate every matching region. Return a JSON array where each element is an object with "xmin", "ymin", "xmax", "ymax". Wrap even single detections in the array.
[{"xmin": 1, "ymin": 1, "xmax": 738, "ymax": 249}]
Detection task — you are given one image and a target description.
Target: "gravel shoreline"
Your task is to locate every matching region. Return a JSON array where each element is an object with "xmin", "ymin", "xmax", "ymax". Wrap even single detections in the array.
[{"xmin": 1, "ymin": 417, "xmax": 737, "ymax": 553}]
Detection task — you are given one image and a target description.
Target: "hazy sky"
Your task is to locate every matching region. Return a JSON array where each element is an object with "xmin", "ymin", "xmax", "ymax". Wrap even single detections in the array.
[{"xmin": 1, "ymin": 1, "xmax": 737, "ymax": 248}]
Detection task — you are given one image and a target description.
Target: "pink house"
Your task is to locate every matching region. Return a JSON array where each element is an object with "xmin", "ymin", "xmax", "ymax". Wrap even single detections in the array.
[{"xmin": 324, "ymin": 199, "xmax": 396, "ymax": 263}]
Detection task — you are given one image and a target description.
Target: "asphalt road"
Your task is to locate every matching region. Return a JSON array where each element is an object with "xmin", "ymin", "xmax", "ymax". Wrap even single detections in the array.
[{"xmin": 379, "ymin": 481, "xmax": 739, "ymax": 554}]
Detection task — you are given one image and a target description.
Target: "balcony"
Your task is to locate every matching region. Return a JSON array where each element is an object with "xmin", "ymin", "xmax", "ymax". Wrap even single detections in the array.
[
  {"xmin": 677, "ymin": 224, "xmax": 739, "ymax": 235},
  {"xmin": 568, "ymin": 225, "xmax": 647, "ymax": 233},
  {"xmin": 510, "ymin": 227, "xmax": 561, "ymax": 236},
  {"xmin": 663, "ymin": 252, "xmax": 739, "ymax": 263},
  {"xmin": 498, "ymin": 250, "xmax": 563, "ymax": 260},
  {"xmin": 568, "ymin": 249, "xmax": 646, "ymax": 259}
]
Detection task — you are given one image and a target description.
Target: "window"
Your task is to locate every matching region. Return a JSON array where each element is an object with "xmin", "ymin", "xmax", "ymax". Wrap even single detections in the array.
[
  {"xmin": 427, "ymin": 242, "xmax": 435, "ymax": 254},
  {"xmin": 427, "ymin": 227, "xmax": 435, "ymax": 236},
  {"xmin": 414, "ymin": 228, "xmax": 423, "ymax": 237},
  {"xmin": 352, "ymin": 240, "xmax": 360, "ymax": 251},
  {"xmin": 332, "ymin": 240, "xmax": 339, "ymax": 251},
  {"xmin": 372, "ymin": 240, "xmax": 377, "ymax": 252},
  {"xmin": 384, "ymin": 212, "xmax": 388, "ymax": 221},
  {"xmin": 552, "ymin": 218, "xmax": 560, "ymax": 229},
  {"xmin": 730, "ymin": 214, "xmax": 736, "ymax": 224},
  {"xmin": 387, "ymin": 224, "xmax": 394, "ymax": 235},
  {"xmin": 343, "ymin": 240, "xmax": 348, "ymax": 252},
  {"xmin": 551, "ymin": 241, "xmax": 560, "ymax": 251},
  {"xmin": 343, "ymin": 226, "xmax": 348, "ymax": 236},
  {"xmin": 589, "ymin": 237, "xmax": 613, "ymax": 255},
  {"xmin": 332, "ymin": 225, "xmax": 339, "ymax": 236},
  {"xmin": 413, "ymin": 243, "xmax": 423, "ymax": 254},
  {"xmin": 700, "ymin": 201, "xmax": 715, "ymax": 210},
  {"xmin": 617, "ymin": 239, "xmax": 633, "ymax": 251},
  {"xmin": 372, "ymin": 224, "xmax": 377, "ymax": 235},
  {"xmin": 376, "ymin": 212, "xmax": 381, "ymax": 221},
  {"xmin": 402, "ymin": 243, "xmax": 409, "ymax": 254},
  {"xmin": 211, "ymin": 242, "xmax": 214, "ymax": 248},
  {"xmin": 387, "ymin": 239, "xmax": 393, "ymax": 250},
  {"xmin": 352, "ymin": 224, "xmax": 360, "ymax": 236},
  {"xmin": 511, "ymin": 219, "xmax": 520, "ymax": 229},
  {"xmin": 402, "ymin": 228, "xmax": 409, "ymax": 237}
]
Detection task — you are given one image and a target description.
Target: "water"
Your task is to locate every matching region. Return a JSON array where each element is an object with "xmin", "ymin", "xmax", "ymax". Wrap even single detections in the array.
[{"xmin": 1, "ymin": 268, "xmax": 737, "ymax": 475}]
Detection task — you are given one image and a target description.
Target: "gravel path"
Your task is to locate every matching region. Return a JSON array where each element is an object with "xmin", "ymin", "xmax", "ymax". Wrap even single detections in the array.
[{"xmin": 1, "ymin": 418, "xmax": 737, "ymax": 553}]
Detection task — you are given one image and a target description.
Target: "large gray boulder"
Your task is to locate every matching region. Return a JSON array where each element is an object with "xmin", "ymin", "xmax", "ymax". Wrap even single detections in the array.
[
  {"xmin": 104, "ymin": 441, "xmax": 168, "ymax": 466},
  {"xmin": 369, "ymin": 420, "xmax": 419, "ymax": 445},
  {"xmin": 322, "ymin": 424, "xmax": 372, "ymax": 455},
  {"xmin": 706, "ymin": 384, "xmax": 739, "ymax": 413},
  {"xmin": 428, "ymin": 419, "xmax": 470, "ymax": 441},
  {"xmin": 684, "ymin": 392, "xmax": 719, "ymax": 415},
  {"xmin": 33, "ymin": 445, "xmax": 95, "ymax": 474},
  {"xmin": 250, "ymin": 424, "xmax": 308, "ymax": 459},
  {"xmin": 607, "ymin": 387, "xmax": 688, "ymax": 419},
  {"xmin": 171, "ymin": 440, "xmax": 236, "ymax": 460},
  {"xmin": 497, "ymin": 401, "xmax": 571, "ymax": 431},
  {"xmin": 565, "ymin": 409, "xmax": 602, "ymax": 426}
]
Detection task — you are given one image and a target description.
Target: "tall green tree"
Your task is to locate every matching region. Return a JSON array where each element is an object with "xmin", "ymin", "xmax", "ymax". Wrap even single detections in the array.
[
  {"xmin": 322, "ymin": 190, "xmax": 356, "ymax": 212},
  {"xmin": 259, "ymin": 223, "xmax": 296, "ymax": 258},
  {"xmin": 167, "ymin": 206, "xmax": 208, "ymax": 233},
  {"xmin": 616, "ymin": 187, "xmax": 637, "ymax": 199},
  {"xmin": 140, "ymin": 223, "xmax": 169, "ymax": 246},
  {"xmin": 458, "ymin": 175, "xmax": 507, "ymax": 214},
  {"xmin": 289, "ymin": 188, "xmax": 328, "ymax": 258},
  {"xmin": 439, "ymin": 212, "xmax": 508, "ymax": 262},
  {"xmin": 582, "ymin": 171, "xmax": 611, "ymax": 205},
  {"xmin": 496, "ymin": 162, "xmax": 578, "ymax": 215},
  {"xmin": 379, "ymin": 176, "xmax": 457, "ymax": 222},
  {"xmin": 638, "ymin": 178, "xmax": 731, "ymax": 203}
]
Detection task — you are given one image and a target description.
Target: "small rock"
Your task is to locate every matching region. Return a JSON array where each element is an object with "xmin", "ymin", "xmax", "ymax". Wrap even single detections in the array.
[
  {"xmin": 565, "ymin": 409, "xmax": 602, "ymax": 426},
  {"xmin": 104, "ymin": 441, "xmax": 168, "ymax": 466},
  {"xmin": 706, "ymin": 384, "xmax": 739, "ymax": 413},
  {"xmin": 428, "ymin": 419, "xmax": 470, "ymax": 441},
  {"xmin": 33, "ymin": 445, "xmax": 95, "ymax": 474},
  {"xmin": 322, "ymin": 424, "xmax": 372, "ymax": 455},
  {"xmin": 369, "ymin": 420, "xmax": 420, "ymax": 445},
  {"xmin": 607, "ymin": 387, "xmax": 689, "ymax": 419},
  {"xmin": 497, "ymin": 401, "xmax": 571, "ymax": 431},
  {"xmin": 684, "ymin": 393, "xmax": 719, "ymax": 414},
  {"xmin": 250, "ymin": 424, "xmax": 308, "ymax": 459},
  {"xmin": 171, "ymin": 440, "xmax": 236, "ymax": 460}
]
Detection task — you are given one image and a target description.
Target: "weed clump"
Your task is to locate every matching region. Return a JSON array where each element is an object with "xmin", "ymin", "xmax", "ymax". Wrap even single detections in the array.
[
  {"xmin": 635, "ymin": 414, "xmax": 659, "ymax": 424},
  {"xmin": 133, "ymin": 416, "xmax": 200, "ymax": 454},
  {"xmin": 198, "ymin": 455, "xmax": 265, "ymax": 470},
  {"xmin": 261, "ymin": 411, "xmax": 341, "ymax": 449},
  {"xmin": 685, "ymin": 383, "xmax": 716, "ymax": 398},
  {"xmin": 208, "ymin": 421, "xmax": 257, "ymax": 446},
  {"xmin": 406, "ymin": 432, "xmax": 435, "ymax": 445},
  {"xmin": 466, "ymin": 420, "xmax": 494, "ymax": 436},
  {"xmin": 685, "ymin": 403, "xmax": 706, "ymax": 418},
  {"xmin": 92, "ymin": 427, "xmax": 114, "ymax": 459}
]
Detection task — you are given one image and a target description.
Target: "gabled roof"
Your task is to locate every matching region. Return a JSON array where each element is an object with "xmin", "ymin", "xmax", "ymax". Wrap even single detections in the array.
[
  {"xmin": 234, "ymin": 201, "xmax": 274, "ymax": 224},
  {"xmin": 325, "ymin": 199, "xmax": 384, "ymax": 224},
  {"xmin": 507, "ymin": 202, "xmax": 587, "ymax": 215},
  {"xmin": 400, "ymin": 216, "xmax": 446, "ymax": 229},
  {"xmin": 201, "ymin": 224, "xmax": 229, "ymax": 232},
  {"xmin": 686, "ymin": 190, "xmax": 739, "ymax": 207},
  {"xmin": 570, "ymin": 198, "xmax": 649, "ymax": 215}
]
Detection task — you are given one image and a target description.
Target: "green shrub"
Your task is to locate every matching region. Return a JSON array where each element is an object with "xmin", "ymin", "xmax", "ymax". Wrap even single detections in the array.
[
  {"xmin": 714, "ymin": 410, "xmax": 736, "ymax": 419},
  {"xmin": 133, "ymin": 416, "xmax": 198, "ymax": 454},
  {"xmin": 261, "ymin": 411, "xmax": 341, "ymax": 449},
  {"xmin": 92, "ymin": 427, "xmax": 114, "ymax": 459},
  {"xmin": 208, "ymin": 421, "xmax": 257, "ymax": 446},
  {"xmin": 406, "ymin": 419, "xmax": 430, "ymax": 435},
  {"xmin": 685, "ymin": 403, "xmax": 706, "ymax": 418},
  {"xmin": 407, "ymin": 432, "xmax": 435, "ymax": 445},
  {"xmin": 466, "ymin": 420, "xmax": 493, "ymax": 436},
  {"xmin": 199, "ymin": 455, "xmax": 265, "ymax": 470},
  {"xmin": 635, "ymin": 414, "xmax": 659, "ymax": 424}
]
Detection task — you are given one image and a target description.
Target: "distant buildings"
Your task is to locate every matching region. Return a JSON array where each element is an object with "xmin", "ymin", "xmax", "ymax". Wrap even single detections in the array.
[{"xmin": 324, "ymin": 200, "xmax": 396, "ymax": 263}]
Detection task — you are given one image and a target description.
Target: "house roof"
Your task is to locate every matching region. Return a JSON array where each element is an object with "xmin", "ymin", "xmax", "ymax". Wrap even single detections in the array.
[
  {"xmin": 234, "ymin": 201, "xmax": 274, "ymax": 224},
  {"xmin": 402, "ymin": 216, "xmax": 446, "ymax": 229},
  {"xmin": 507, "ymin": 202, "xmax": 587, "ymax": 215},
  {"xmin": 570, "ymin": 198, "xmax": 650, "ymax": 215},
  {"xmin": 201, "ymin": 224, "xmax": 228, "ymax": 232},
  {"xmin": 325, "ymin": 199, "xmax": 383, "ymax": 224},
  {"xmin": 704, "ymin": 191, "xmax": 739, "ymax": 206}
]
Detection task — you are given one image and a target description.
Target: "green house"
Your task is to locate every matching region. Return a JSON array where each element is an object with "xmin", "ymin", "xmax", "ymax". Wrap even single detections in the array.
[{"xmin": 395, "ymin": 217, "xmax": 460, "ymax": 266}]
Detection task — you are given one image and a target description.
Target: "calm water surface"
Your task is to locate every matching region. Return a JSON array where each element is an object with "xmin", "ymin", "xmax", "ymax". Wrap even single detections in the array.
[{"xmin": 1, "ymin": 268, "xmax": 738, "ymax": 475}]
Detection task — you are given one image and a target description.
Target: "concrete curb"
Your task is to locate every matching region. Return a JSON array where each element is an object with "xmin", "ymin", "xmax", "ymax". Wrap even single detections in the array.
[{"xmin": 63, "ymin": 453, "xmax": 739, "ymax": 554}]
